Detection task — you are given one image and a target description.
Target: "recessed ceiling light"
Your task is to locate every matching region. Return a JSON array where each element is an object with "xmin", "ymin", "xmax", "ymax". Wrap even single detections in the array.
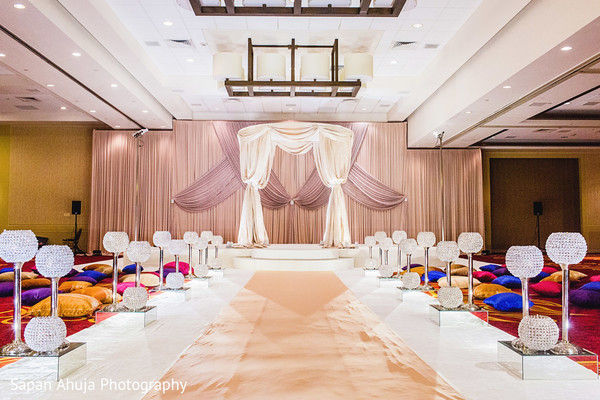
[
  {"xmin": 60, "ymin": 106, "xmax": 66, "ymax": 110},
  {"xmin": 0, "ymin": 53, "xmax": 6, "ymax": 57},
  {"xmin": 465, "ymin": 111, "xmax": 472, "ymax": 114},
  {"xmin": 13, "ymin": 4, "xmax": 25, "ymax": 9},
  {"xmin": 502, "ymin": 85, "xmax": 512, "ymax": 89},
  {"xmin": 115, "ymin": 125, "xmax": 121, "ymax": 128},
  {"xmin": 561, "ymin": 46, "xmax": 573, "ymax": 51},
  {"xmin": 361, "ymin": 108, "xmax": 367, "ymax": 111},
  {"xmin": 163, "ymin": 20, "xmax": 173, "ymax": 26},
  {"xmin": 564, "ymin": 101, "xmax": 571, "ymax": 105},
  {"xmin": 215, "ymin": 107, "xmax": 220, "ymax": 110},
  {"xmin": 46, "ymin": 84, "xmax": 55, "ymax": 87},
  {"xmin": 160, "ymin": 125, "xmax": 166, "ymax": 128},
  {"xmin": 412, "ymin": 23, "xmax": 423, "ymax": 28},
  {"xmin": 390, "ymin": 60, "xmax": 398, "ymax": 65},
  {"xmin": 72, "ymin": 52, "xmax": 81, "ymax": 57},
  {"xmin": 90, "ymin": 110, "xmax": 96, "ymax": 113},
  {"xmin": 142, "ymin": 110, "xmax": 148, "ymax": 113},
  {"xmin": 186, "ymin": 58, "xmax": 194, "ymax": 63},
  {"xmin": 288, "ymin": 107, "xmax": 293, "ymax": 111},
  {"xmin": 110, "ymin": 83, "xmax": 118, "ymax": 88}
]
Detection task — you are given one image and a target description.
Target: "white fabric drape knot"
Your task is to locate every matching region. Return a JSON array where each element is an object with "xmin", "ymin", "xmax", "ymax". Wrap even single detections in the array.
[{"xmin": 238, "ymin": 122, "xmax": 353, "ymax": 247}]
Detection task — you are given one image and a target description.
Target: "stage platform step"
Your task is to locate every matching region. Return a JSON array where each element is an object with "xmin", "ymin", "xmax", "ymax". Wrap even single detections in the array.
[
  {"xmin": 251, "ymin": 245, "xmax": 339, "ymax": 260},
  {"xmin": 233, "ymin": 257, "xmax": 354, "ymax": 271}
]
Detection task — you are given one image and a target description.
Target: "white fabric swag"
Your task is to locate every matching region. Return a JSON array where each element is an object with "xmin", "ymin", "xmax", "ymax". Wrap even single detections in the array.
[{"xmin": 237, "ymin": 122, "xmax": 353, "ymax": 247}]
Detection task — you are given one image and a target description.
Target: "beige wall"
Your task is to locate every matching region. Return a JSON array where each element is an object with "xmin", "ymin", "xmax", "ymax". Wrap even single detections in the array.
[
  {"xmin": 483, "ymin": 148, "xmax": 600, "ymax": 252},
  {"xmin": 0, "ymin": 122, "xmax": 97, "ymax": 251}
]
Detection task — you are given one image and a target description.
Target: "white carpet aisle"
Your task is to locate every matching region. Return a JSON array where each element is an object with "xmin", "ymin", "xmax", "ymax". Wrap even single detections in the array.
[{"xmin": 0, "ymin": 268, "xmax": 599, "ymax": 399}]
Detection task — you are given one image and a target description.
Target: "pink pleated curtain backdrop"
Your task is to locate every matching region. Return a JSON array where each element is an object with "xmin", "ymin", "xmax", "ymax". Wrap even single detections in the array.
[{"xmin": 87, "ymin": 121, "xmax": 484, "ymax": 252}]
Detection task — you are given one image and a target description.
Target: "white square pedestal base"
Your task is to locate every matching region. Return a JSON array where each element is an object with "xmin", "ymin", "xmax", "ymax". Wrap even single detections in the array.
[
  {"xmin": 95, "ymin": 306, "xmax": 157, "ymax": 327},
  {"xmin": 399, "ymin": 288, "xmax": 432, "ymax": 300},
  {"xmin": 159, "ymin": 286, "xmax": 192, "ymax": 300},
  {"xmin": 497, "ymin": 340, "xmax": 599, "ymax": 380},
  {"xmin": 190, "ymin": 277, "xmax": 211, "ymax": 288},
  {"xmin": 378, "ymin": 277, "xmax": 401, "ymax": 288},
  {"xmin": 429, "ymin": 304, "xmax": 488, "ymax": 326},
  {"xmin": 0, "ymin": 342, "xmax": 86, "ymax": 381},
  {"xmin": 364, "ymin": 269, "xmax": 379, "ymax": 277},
  {"xmin": 208, "ymin": 269, "xmax": 224, "ymax": 279}
]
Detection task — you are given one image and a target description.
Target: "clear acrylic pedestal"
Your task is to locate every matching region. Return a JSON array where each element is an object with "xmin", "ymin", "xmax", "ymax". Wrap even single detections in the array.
[
  {"xmin": 95, "ymin": 305, "xmax": 157, "ymax": 327},
  {"xmin": 378, "ymin": 277, "xmax": 401, "ymax": 288},
  {"xmin": 159, "ymin": 286, "xmax": 192, "ymax": 300},
  {"xmin": 497, "ymin": 340, "xmax": 598, "ymax": 380},
  {"xmin": 207, "ymin": 269, "xmax": 224, "ymax": 279},
  {"xmin": 429, "ymin": 304, "xmax": 488, "ymax": 326},
  {"xmin": 364, "ymin": 269, "xmax": 379, "ymax": 277},
  {"xmin": 0, "ymin": 342, "xmax": 86, "ymax": 381}
]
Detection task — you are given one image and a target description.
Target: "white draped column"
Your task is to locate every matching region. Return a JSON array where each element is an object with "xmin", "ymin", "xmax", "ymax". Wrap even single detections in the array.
[{"xmin": 237, "ymin": 122, "xmax": 353, "ymax": 247}]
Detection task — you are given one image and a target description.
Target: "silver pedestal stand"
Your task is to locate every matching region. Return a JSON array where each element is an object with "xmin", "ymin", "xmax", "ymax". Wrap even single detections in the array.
[
  {"xmin": 1, "ymin": 262, "xmax": 32, "ymax": 356},
  {"xmin": 551, "ymin": 264, "xmax": 582, "ymax": 355},
  {"xmin": 416, "ymin": 247, "xmax": 433, "ymax": 291},
  {"xmin": 104, "ymin": 253, "xmax": 126, "ymax": 312},
  {"xmin": 185, "ymin": 244, "xmax": 195, "ymax": 279},
  {"xmin": 459, "ymin": 252, "xmax": 482, "ymax": 311},
  {"xmin": 511, "ymin": 277, "xmax": 530, "ymax": 351},
  {"xmin": 150, "ymin": 247, "xmax": 166, "ymax": 292}
]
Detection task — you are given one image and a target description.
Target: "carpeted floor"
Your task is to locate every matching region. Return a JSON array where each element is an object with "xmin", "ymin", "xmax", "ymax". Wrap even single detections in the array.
[{"xmin": 144, "ymin": 271, "xmax": 464, "ymax": 400}]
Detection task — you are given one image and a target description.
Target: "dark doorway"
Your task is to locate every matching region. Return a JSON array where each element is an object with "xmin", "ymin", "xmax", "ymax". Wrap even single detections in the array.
[{"xmin": 490, "ymin": 158, "xmax": 580, "ymax": 251}]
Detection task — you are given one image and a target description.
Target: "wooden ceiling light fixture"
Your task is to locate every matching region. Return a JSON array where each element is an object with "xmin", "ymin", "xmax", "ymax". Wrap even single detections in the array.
[{"xmin": 222, "ymin": 38, "xmax": 366, "ymax": 98}]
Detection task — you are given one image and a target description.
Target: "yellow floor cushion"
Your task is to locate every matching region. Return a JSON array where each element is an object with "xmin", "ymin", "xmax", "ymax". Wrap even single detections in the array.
[
  {"xmin": 22, "ymin": 278, "xmax": 51, "ymax": 289},
  {"xmin": 93, "ymin": 265, "xmax": 114, "ymax": 276},
  {"xmin": 474, "ymin": 283, "xmax": 512, "ymax": 299},
  {"xmin": 28, "ymin": 293, "xmax": 102, "ymax": 317},
  {"xmin": 71, "ymin": 286, "xmax": 120, "ymax": 304},
  {"xmin": 451, "ymin": 267, "xmax": 469, "ymax": 276},
  {"xmin": 58, "ymin": 280, "xmax": 93, "ymax": 292},
  {"xmin": 542, "ymin": 270, "xmax": 587, "ymax": 283},
  {"xmin": 83, "ymin": 263, "xmax": 110, "ymax": 271},
  {"xmin": 120, "ymin": 273, "xmax": 160, "ymax": 287},
  {"xmin": 0, "ymin": 271, "xmax": 39, "ymax": 282},
  {"xmin": 437, "ymin": 276, "xmax": 481, "ymax": 288}
]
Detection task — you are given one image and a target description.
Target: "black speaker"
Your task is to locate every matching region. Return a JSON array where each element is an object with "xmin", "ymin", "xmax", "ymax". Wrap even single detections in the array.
[
  {"xmin": 533, "ymin": 201, "xmax": 543, "ymax": 216},
  {"xmin": 71, "ymin": 200, "xmax": 81, "ymax": 215}
]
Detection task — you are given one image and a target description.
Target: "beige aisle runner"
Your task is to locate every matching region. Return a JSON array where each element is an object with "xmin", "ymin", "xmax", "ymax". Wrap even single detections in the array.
[{"xmin": 145, "ymin": 271, "xmax": 464, "ymax": 399}]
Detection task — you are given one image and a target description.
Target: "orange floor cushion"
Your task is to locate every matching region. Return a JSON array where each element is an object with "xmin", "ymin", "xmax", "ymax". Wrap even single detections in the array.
[
  {"xmin": 71, "ymin": 286, "xmax": 120, "ymax": 304},
  {"xmin": 58, "ymin": 280, "xmax": 93, "ymax": 292},
  {"xmin": 474, "ymin": 283, "xmax": 512, "ymax": 299},
  {"xmin": 21, "ymin": 278, "xmax": 51, "ymax": 289},
  {"xmin": 0, "ymin": 271, "xmax": 38, "ymax": 282}
]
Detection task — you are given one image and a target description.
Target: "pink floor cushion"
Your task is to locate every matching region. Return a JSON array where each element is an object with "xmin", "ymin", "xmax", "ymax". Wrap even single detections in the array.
[
  {"xmin": 570, "ymin": 289, "xmax": 600, "ymax": 308},
  {"xmin": 473, "ymin": 271, "xmax": 496, "ymax": 283},
  {"xmin": 542, "ymin": 266, "xmax": 560, "ymax": 275},
  {"xmin": 164, "ymin": 261, "xmax": 189, "ymax": 275},
  {"xmin": 530, "ymin": 281, "xmax": 562, "ymax": 297},
  {"xmin": 590, "ymin": 275, "xmax": 600, "ymax": 282},
  {"xmin": 116, "ymin": 282, "xmax": 146, "ymax": 295}
]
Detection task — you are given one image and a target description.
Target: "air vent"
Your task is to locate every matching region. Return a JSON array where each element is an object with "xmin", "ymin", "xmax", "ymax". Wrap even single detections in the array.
[
  {"xmin": 191, "ymin": 103, "xmax": 203, "ymax": 106},
  {"xmin": 167, "ymin": 39, "xmax": 194, "ymax": 49},
  {"xmin": 423, "ymin": 43, "xmax": 439, "ymax": 49},
  {"xmin": 392, "ymin": 41, "xmax": 417, "ymax": 49},
  {"xmin": 26, "ymin": 88, "xmax": 40, "ymax": 93},
  {"xmin": 506, "ymin": 135, "xmax": 517, "ymax": 139},
  {"xmin": 529, "ymin": 102, "xmax": 550, "ymax": 107},
  {"xmin": 15, "ymin": 105, "xmax": 38, "ymax": 110},
  {"xmin": 16, "ymin": 96, "xmax": 40, "ymax": 102},
  {"xmin": 533, "ymin": 128, "xmax": 555, "ymax": 133},
  {"xmin": 144, "ymin": 41, "xmax": 161, "ymax": 47},
  {"xmin": 583, "ymin": 101, "xmax": 600, "ymax": 106},
  {"xmin": 378, "ymin": 104, "xmax": 391, "ymax": 107},
  {"xmin": 557, "ymin": 129, "xmax": 571, "ymax": 133},
  {"xmin": 171, "ymin": 89, "xmax": 184, "ymax": 93}
]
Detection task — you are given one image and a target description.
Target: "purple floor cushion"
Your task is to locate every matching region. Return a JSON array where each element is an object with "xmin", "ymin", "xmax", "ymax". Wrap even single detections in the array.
[
  {"xmin": 492, "ymin": 267, "xmax": 512, "ymax": 277},
  {"xmin": 484, "ymin": 292, "xmax": 533, "ymax": 312},
  {"xmin": 492, "ymin": 275, "xmax": 522, "ymax": 289},
  {"xmin": 0, "ymin": 281, "xmax": 14, "ymax": 297},
  {"xmin": 22, "ymin": 288, "xmax": 57, "ymax": 306},
  {"xmin": 66, "ymin": 275, "xmax": 98, "ymax": 285},
  {"xmin": 570, "ymin": 289, "xmax": 600, "ymax": 308}
]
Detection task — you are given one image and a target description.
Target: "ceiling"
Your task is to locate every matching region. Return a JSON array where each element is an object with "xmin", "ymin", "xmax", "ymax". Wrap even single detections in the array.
[{"xmin": 0, "ymin": 0, "xmax": 599, "ymax": 147}]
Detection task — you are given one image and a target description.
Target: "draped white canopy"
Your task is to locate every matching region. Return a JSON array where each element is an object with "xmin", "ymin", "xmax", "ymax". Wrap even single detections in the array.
[{"xmin": 237, "ymin": 122, "xmax": 353, "ymax": 247}]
